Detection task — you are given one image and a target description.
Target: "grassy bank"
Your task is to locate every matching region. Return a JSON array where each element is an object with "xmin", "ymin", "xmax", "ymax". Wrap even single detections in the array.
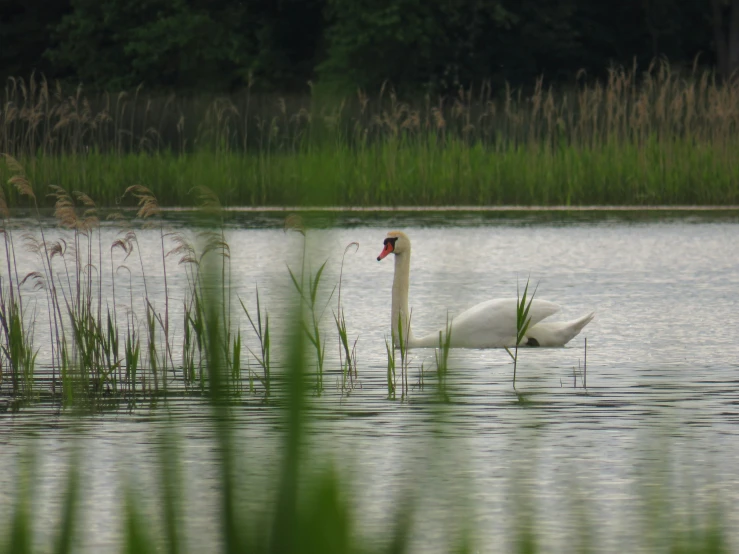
[
  {"xmin": 2, "ymin": 63, "xmax": 739, "ymax": 207},
  {"xmin": 5, "ymin": 139, "xmax": 739, "ymax": 207}
]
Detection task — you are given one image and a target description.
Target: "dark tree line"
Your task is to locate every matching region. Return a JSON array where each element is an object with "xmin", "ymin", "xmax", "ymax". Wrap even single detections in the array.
[{"xmin": 0, "ymin": 0, "xmax": 734, "ymax": 93}]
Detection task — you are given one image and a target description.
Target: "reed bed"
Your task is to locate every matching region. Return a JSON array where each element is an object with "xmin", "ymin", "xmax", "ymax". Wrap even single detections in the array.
[
  {"xmin": 2, "ymin": 62, "xmax": 739, "ymax": 207},
  {"xmin": 0, "ymin": 155, "xmax": 386, "ymax": 405}
]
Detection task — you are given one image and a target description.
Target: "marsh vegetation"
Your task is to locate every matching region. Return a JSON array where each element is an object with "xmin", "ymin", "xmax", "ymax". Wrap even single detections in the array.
[{"xmin": 2, "ymin": 64, "xmax": 739, "ymax": 208}]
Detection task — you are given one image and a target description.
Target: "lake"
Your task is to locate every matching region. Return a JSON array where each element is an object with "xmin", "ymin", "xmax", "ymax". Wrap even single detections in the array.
[{"xmin": 1, "ymin": 210, "xmax": 738, "ymax": 553}]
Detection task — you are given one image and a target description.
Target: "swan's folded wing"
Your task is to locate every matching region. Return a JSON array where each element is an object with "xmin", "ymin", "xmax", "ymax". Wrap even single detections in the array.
[{"xmin": 449, "ymin": 298, "xmax": 560, "ymax": 348}]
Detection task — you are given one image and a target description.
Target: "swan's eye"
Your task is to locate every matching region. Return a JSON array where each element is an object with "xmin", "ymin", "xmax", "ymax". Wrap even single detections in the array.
[{"xmin": 383, "ymin": 237, "xmax": 398, "ymax": 248}]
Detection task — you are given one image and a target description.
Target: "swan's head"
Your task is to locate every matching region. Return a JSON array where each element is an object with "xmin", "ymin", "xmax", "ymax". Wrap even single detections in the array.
[{"xmin": 377, "ymin": 231, "xmax": 410, "ymax": 261}]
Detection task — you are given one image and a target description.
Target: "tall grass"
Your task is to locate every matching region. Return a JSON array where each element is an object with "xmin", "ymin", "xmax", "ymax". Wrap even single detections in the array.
[
  {"xmin": 3, "ymin": 62, "xmax": 739, "ymax": 207},
  {"xmin": 506, "ymin": 278, "xmax": 537, "ymax": 388},
  {"xmin": 0, "ymin": 156, "xmax": 262, "ymax": 402},
  {"xmin": 334, "ymin": 241, "xmax": 359, "ymax": 394},
  {"xmin": 240, "ymin": 287, "xmax": 271, "ymax": 398},
  {"xmin": 434, "ymin": 315, "xmax": 452, "ymax": 402},
  {"xmin": 0, "ymin": 155, "xmax": 391, "ymax": 404}
]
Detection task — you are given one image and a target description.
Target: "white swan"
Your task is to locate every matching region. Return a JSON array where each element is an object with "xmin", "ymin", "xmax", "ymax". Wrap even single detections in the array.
[{"xmin": 377, "ymin": 231, "xmax": 594, "ymax": 348}]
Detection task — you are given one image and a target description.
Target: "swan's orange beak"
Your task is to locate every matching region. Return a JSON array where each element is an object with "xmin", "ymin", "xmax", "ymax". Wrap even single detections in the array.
[{"xmin": 377, "ymin": 241, "xmax": 393, "ymax": 261}]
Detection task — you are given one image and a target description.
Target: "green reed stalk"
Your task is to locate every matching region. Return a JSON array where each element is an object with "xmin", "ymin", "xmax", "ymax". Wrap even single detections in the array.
[
  {"xmin": 333, "ymin": 242, "xmax": 359, "ymax": 394},
  {"xmin": 124, "ymin": 317, "xmax": 140, "ymax": 396},
  {"xmin": 230, "ymin": 330, "xmax": 241, "ymax": 396},
  {"xmin": 6, "ymin": 451, "xmax": 34, "ymax": 554},
  {"xmin": 505, "ymin": 278, "xmax": 537, "ymax": 388},
  {"xmin": 123, "ymin": 483, "xmax": 155, "ymax": 554},
  {"xmin": 182, "ymin": 299, "xmax": 196, "ymax": 384},
  {"xmin": 0, "ymin": 287, "xmax": 37, "ymax": 398},
  {"xmin": 396, "ymin": 309, "xmax": 411, "ymax": 400},
  {"xmin": 288, "ymin": 259, "xmax": 330, "ymax": 395},
  {"xmin": 146, "ymin": 304, "xmax": 159, "ymax": 393},
  {"xmin": 158, "ymin": 425, "xmax": 184, "ymax": 554},
  {"xmin": 435, "ymin": 315, "xmax": 453, "ymax": 402},
  {"xmin": 4, "ymin": 156, "xmax": 65, "ymax": 390},
  {"xmin": 240, "ymin": 287, "xmax": 271, "ymax": 398},
  {"xmin": 385, "ymin": 335, "xmax": 396, "ymax": 399},
  {"xmin": 53, "ymin": 447, "xmax": 80, "ymax": 554}
]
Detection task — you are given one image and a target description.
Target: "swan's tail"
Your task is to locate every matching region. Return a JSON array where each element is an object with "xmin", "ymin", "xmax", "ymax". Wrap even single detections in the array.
[{"xmin": 526, "ymin": 312, "xmax": 594, "ymax": 347}]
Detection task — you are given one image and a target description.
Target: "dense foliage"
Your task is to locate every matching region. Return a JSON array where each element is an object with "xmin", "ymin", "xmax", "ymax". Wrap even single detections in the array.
[{"xmin": 0, "ymin": 0, "xmax": 722, "ymax": 92}]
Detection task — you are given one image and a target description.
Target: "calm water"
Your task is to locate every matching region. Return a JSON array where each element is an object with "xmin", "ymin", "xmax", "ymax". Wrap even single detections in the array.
[{"xmin": 2, "ymin": 212, "xmax": 739, "ymax": 553}]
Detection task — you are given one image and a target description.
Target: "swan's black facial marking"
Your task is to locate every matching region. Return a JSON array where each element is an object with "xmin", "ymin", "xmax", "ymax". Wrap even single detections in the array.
[
  {"xmin": 527, "ymin": 337, "xmax": 540, "ymax": 347},
  {"xmin": 377, "ymin": 237, "xmax": 398, "ymax": 261}
]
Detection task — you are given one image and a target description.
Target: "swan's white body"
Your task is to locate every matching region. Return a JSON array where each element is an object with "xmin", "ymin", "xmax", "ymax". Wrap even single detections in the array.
[{"xmin": 379, "ymin": 231, "xmax": 594, "ymax": 349}]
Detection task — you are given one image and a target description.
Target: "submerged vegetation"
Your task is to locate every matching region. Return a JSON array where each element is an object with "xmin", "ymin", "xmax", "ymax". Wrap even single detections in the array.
[{"xmin": 2, "ymin": 63, "xmax": 739, "ymax": 207}]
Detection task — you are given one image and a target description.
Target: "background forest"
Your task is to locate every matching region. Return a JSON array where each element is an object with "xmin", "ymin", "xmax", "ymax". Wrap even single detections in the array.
[{"xmin": 0, "ymin": 0, "xmax": 729, "ymax": 93}]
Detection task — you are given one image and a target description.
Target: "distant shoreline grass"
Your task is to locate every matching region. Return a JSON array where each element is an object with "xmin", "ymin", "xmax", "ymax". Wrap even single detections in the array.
[
  {"xmin": 3, "ymin": 63, "xmax": 739, "ymax": 207},
  {"xmin": 3, "ymin": 141, "xmax": 738, "ymax": 208}
]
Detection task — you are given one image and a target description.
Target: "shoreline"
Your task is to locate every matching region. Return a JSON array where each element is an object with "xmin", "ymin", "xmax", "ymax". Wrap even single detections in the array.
[{"xmin": 160, "ymin": 205, "xmax": 739, "ymax": 212}]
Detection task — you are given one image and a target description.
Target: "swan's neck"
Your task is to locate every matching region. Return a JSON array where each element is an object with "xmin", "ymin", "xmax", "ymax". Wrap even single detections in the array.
[{"xmin": 391, "ymin": 251, "xmax": 415, "ymax": 346}]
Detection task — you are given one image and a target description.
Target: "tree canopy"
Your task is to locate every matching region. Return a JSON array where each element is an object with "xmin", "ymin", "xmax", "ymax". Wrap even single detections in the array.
[{"xmin": 0, "ymin": 0, "xmax": 723, "ymax": 92}]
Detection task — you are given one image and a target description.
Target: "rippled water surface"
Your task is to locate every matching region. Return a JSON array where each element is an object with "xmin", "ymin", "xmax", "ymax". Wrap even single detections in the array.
[{"xmin": 2, "ymin": 211, "xmax": 739, "ymax": 553}]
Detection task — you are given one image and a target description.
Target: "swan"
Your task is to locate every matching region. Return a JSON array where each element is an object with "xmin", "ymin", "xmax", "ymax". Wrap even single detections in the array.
[{"xmin": 377, "ymin": 231, "xmax": 594, "ymax": 348}]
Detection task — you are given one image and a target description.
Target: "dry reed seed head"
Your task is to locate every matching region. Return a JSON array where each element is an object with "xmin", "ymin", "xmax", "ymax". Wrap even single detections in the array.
[
  {"xmin": 357, "ymin": 89, "xmax": 369, "ymax": 113},
  {"xmin": 81, "ymin": 216, "xmax": 100, "ymax": 231},
  {"xmin": 139, "ymin": 135, "xmax": 152, "ymax": 152},
  {"xmin": 284, "ymin": 213, "xmax": 305, "ymax": 236},
  {"xmin": 294, "ymin": 107, "xmax": 311, "ymax": 125},
  {"xmin": 432, "ymin": 108, "xmax": 446, "ymax": 130},
  {"xmin": 20, "ymin": 271, "xmax": 45, "ymax": 291},
  {"xmin": 52, "ymin": 117, "xmax": 68, "ymax": 133},
  {"xmin": 179, "ymin": 256, "xmax": 199, "ymax": 266},
  {"xmin": 124, "ymin": 185, "xmax": 161, "ymax": 219},
  {"xmin": 167, "ymin": 234, "xmax": 196, "ymax": 263},
  {"xmin": 401, "ymin": 111, "xmax": 420, "ymax": 131},
  {"xmin": 48, "ymin": 185, "xmax": 77, "ymax": 218},
  {"xmin": 111, "ymin": 231, "xmax": 135, "ymax": 260},
  {"xmin": 269, "ymin": 117, "xmax": 280, "ymax": 138},
  {"xmin": 81, "ymin": 98, "xmax": 92, "ymax": 122},
  {"xmin": 4, "ymin": 103, "xmax": 18, "ymax": 123},
  {"xmin": 192, "ymin": 186, "xmax": 221, "ymax": 213},
  {"xmin": 93, "ymin": 110, "xmax": 110, "ymax": 125},
  {"xmin": 74, "ymin": 191, "xmax": 96, "ymax": 207},
  {"xmin": 53, "ymin": 203, "xmax": 77, "ymax": 229},
  {"xmin": 0, "ymin": 187, "xmax": 9, "ymax": 219},
  {"xmin": 48, "ymin": 240, "xmax": 66, "ymax": 259},
  {"xmin": 106, "ymin": 212, "xmax": 127, "ymax": 223},
  {"xmin": 22, "ymin": 232, "xmax": 42, "ymax": 254},
  {"xmin": 8, "ymin": 175, "xmax": 35, "ymax": 200},
  {"xmin": 2, "ymin": 153, "xmax": 24, "ymax": 174},
  {"xmin": 199, "ymin": 233, "xmax": 231, "ymax": 261}
]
